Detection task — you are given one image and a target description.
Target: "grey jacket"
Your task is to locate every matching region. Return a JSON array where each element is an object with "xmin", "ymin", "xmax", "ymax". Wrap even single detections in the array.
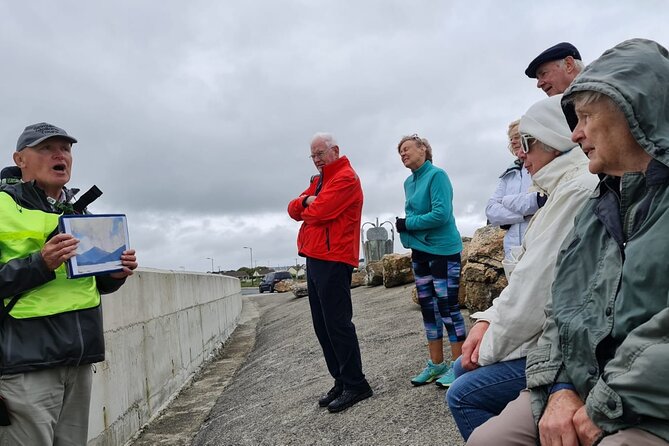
[{"xmin": 525, "ymin": 39, "xmax": 669, "ymax": 441}]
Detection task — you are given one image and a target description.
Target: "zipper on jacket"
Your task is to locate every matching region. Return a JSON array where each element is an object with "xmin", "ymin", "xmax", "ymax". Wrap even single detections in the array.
[
  {"xmin": 75, "ymin": 312, "xmax": 85, "ymax": 365},
  {"xmin": 325, "ymin": 227, "xmax": 330, "ymax": 251}
]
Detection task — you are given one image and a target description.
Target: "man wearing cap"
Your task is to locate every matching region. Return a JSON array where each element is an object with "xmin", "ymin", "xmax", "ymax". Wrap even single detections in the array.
[
  {"xmin": 468, "ymin": 39, "xmax": 669, "ymax": 446},
  {"xmin": 525, "ymin": 42, "xmax": 584, "ymax": 97},
  {"xmin": 0, "ymin": 122, "xmax": 137, "ymax": 444},
  {"xmin": 446, "ymin": 95, "xmax": 597, "ymax": 441}
]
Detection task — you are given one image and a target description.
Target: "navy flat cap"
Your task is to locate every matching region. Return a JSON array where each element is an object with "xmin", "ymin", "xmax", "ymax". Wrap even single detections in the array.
[{"xmin": 525, "ymin": 42, "xmax": 582, "ymax": 78}]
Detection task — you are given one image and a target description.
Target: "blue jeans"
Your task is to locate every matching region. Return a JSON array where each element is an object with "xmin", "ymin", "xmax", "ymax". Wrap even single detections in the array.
[{"xmin": 446, "ymin": 356, "xmax": 527, "ymax": 441}]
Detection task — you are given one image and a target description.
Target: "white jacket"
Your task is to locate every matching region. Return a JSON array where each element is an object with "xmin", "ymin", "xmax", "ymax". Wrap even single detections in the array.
[
  {"xmin": 472, "ymin": 148, "xmax": 598, "ymax": 366},
  {"xmin": 485, "ymin": 160, "xmax": 538, "ymax": 258}
]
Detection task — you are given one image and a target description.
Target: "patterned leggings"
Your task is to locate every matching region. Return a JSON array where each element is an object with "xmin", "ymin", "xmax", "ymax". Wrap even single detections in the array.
[{"xmin": 412, "ymin": 254, "xmax": 466, "ymax": 343}]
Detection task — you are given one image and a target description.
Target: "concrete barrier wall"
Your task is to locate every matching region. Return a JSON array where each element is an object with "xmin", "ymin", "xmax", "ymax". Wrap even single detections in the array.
[{"xmin": 87, "ymin": 268, "xmax": 243, "ymax": 446}]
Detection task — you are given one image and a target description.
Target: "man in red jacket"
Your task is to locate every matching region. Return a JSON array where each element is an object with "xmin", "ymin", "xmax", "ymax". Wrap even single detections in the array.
[{"xmin": 288, "ymin": 132, "xmax": 372, "ymax": 413}]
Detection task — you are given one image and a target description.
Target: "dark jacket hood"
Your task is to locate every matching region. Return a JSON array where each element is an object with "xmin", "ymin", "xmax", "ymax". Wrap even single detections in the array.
[{"xmin": 561, "ymin": 38, "xmax": 669, "ymax": 167}]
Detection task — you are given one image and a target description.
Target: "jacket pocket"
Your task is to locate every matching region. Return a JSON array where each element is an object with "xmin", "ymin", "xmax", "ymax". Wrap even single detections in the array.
[
  {"xmin": 325, "ymin": 227, "xmax": 330, "ymax": 251},
  {"xmin": 526, "ymin": 344, "xmax": 551, "ymax": 369}
]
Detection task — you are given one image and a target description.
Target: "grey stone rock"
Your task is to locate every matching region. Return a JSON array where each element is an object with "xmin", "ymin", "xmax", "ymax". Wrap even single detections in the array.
[
  {"xmin": 273, "ymin": 280, "xmax": 294, "ymax": 293},
  {"xmin": 291, "ymin": 282, "xmax": 308, "ymax": 298},
  {"xmin": 351, "ymin": 270, "xmax": 367, "ymax": 288},
  {"xmin": 461, "ymin": 225, "xmax": 507, "ymax": 313},
  {"xmin": 382, "ymin": 253, "xmax": 414, "ymax": 288},
  {"xmin": 365, "ymin": 260, "xmax": 384, "ymax": 287}
]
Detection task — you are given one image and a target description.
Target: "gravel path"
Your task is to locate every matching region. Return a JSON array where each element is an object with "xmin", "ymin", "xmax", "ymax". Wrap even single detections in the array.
[{"xmin": 191, "ymin": 284, "xmax": 468, "ymax": 446}]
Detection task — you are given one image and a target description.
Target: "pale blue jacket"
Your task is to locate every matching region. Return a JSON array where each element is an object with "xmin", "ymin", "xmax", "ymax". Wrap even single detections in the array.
[{"xmin": 485, "ymin": 160, "xmax": 538, "ymax": 258}]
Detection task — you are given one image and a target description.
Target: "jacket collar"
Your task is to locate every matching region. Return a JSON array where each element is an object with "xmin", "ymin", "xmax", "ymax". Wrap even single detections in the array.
[
  {"xmin": 499, "ymin": 159, "xmax": 523, "ymax": 178},
  {"xmin": 411, "ymin": 160, "xmax": 433, "ymax": 179},
  {"xmin": 593, "ymin": 158, "xmax": 669, "ymax": 197},
  {"xmin": 321, "ymin": 155, "xmax": 351, "ymax": 178},
  {"xmin": 531, "ymin": 148, "xmax": 589, "ymax": 195}
]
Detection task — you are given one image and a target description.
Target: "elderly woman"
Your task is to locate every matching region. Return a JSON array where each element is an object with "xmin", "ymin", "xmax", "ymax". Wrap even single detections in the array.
[
  {"xmin": 395, "ymin": 134, "xmax": 465, "ymax": 389},
  {"xmin": 446, "ymin": 95, "xmax": 598, "ymax": 441},
  {"xmin": 485, "ymin": 120, "xmax": 541, "ymax": 260}
]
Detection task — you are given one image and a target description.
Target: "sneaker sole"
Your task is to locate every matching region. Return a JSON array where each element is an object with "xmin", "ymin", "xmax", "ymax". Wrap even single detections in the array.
[
  {"xmin": 327, "ymin": 389, "xmax": 373, "ymax": 413},
  {"xmin": 410, "ymin": 376, "xmax": 440, "ymax": 386},
  {"xmin": 435, "ymin": 381, "xmax": 453, "ymax": 389}
]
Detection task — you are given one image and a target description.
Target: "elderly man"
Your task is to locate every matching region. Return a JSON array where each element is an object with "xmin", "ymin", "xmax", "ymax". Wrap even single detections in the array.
[
  {"xmin": 525, "ymin": 42, "xmax": 584, "ymax": 96},
  {"xmin": 287, "ymin": 133, "xmax": 372, "ymax": 413},
  {"xmin": 0, "ymin": 122, "xmax": 137, "ymax": 445},
  {"xmin": 468, "ymin": 38, "xmax": 669, "ymax": 446}
]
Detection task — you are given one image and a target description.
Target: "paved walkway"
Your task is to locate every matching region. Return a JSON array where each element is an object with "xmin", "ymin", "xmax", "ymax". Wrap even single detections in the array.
[{"xmin": 130, "ymin": 284, "xmax": 468, "ymax": 445}]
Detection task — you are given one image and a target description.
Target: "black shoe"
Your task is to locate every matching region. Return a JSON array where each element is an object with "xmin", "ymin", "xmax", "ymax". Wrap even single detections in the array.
[
  {"xmin": 318, "ymin": 385, "xmax": 343, "ymax": 407},
  {"xmin": 327, "ymin": 387, "xmax": 373, "ymax": 413}
]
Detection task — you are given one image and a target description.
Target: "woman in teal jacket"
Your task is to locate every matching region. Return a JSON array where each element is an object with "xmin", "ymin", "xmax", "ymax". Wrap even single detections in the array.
[{"xmin": 396, "ymin": 134, "xmax": 465, "ymax": 389}]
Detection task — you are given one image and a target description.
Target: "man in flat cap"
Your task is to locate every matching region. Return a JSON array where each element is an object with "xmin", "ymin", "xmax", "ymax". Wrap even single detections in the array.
[
  {"xmin": 526, "ymin": 42, "xmax": 584, "ymax": 97},
  {"xmin": 469, "ymin": 38, "xmax": 669, "ymax": 446},
  {"xmin": 0, "ymin": 122, "xmax": 137, "ymax": 444}
]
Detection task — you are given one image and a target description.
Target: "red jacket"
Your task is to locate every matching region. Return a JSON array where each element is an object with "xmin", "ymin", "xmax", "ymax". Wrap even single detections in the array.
[{"xmin": 288, "ymin": 156, "xmax": 363, "ymax": 267}]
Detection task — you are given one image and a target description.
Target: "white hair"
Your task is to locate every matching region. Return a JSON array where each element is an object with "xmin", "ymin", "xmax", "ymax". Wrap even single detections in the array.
[
  {"xmin": 311, "ymin": 132, "xmax": 338, "ymax": 149},
  {"xmin": 556, "ymin": 57, "xmax": 585, "ymax": 73}
]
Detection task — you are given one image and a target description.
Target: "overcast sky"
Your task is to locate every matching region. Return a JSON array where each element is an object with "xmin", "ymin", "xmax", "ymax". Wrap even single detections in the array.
[{"xmin": 1, "ymin": 1, "xmax": 667, "ymax": 272}]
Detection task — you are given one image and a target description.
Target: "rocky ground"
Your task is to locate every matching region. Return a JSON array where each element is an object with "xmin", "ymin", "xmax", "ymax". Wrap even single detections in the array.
[{"xmin": 130, "ymin": 284, "xmax": 471, "ymax": 446}]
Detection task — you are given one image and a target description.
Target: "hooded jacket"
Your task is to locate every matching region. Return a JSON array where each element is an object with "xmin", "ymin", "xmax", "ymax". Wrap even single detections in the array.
[
  {"xmin": 473, "ymin": 147, "xmax": 597, "ymax": 366},
  {"xmin": 485, "ymin": 160, "xmax": 537, "ymax": 258},
  {"xmin": 288, "ymin": 156, "xmax": 363, "ymax": 268},
  {"xmin": 525, "ymin": 39, "xmax": 669, "ymax": 441},
  {"xmin": 0, "ymin": 177, "xmax": 125, "ymax": 374}
]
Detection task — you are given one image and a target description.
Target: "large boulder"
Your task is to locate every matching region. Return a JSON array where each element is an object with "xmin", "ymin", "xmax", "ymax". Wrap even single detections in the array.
[
  {"xmin": 291, "ymin": 282, "xmax": 308, "ymax": 298},
  {"xmin": 273, "ymin": 279, "xmax": 294, "ymax": 293},
  {"xmin": 461, "ymin": 225, "xmax": 507, "ymax": 313},
  {"xmin": 350, "ymin": 270, "xmax": 367, "ymax": 288},
  {"xmin": 382, "ymin": 253, "xmax": 414, "ymax": 288},
  {"xmin": 365, "ymin": 260, "xmax": 384, "ymax": 287},
  {"xmin": 459, "ymin": 236, "xmax": 472, "ymax": 304}
]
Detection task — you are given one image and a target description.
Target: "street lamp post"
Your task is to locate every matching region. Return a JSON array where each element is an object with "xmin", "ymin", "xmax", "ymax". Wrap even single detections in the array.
[
  {"xmin": 205, "ymin": 257, "xmax": 214, "ymax": 273},
  {"xmin": 243, "ymin": 246, "xmax": 253, "ymax": 284}
]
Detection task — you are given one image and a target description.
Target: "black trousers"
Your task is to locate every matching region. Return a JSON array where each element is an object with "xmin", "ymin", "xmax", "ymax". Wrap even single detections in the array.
[{"xmin": 306, "ymin": 257, "xmax": 368, "ymax": 391}]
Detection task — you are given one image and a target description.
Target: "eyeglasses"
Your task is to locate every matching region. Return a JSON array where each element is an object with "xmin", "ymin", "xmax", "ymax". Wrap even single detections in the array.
[
  {"xmin": 519, "ymin": 133, "xmax": 537, "ymax": 154},
  {"xmin": 309, "ymin": 146, "xmax": 333, "ymax": 160}
]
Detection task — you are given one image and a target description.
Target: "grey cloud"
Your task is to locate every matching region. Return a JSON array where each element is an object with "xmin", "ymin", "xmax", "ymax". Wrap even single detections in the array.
[{"xmin": 1, "ymin": 0, "xmax": 667, "ymax": 270}]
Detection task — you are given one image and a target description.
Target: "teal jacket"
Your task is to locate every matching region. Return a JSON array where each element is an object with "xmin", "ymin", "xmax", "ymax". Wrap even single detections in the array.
[
  {"xmin": 400, "ymin": 160, "xmax": 462, "ymax": 256},
  {"xmin": 526, "ymin": 39, "xmax": 669, "ymax": 441}
]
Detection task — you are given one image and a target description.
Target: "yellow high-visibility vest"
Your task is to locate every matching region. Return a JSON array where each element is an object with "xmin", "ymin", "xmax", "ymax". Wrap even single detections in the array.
[{"xmin": 0, "ymin": 192, "xmax": 100, "ymax": 318}]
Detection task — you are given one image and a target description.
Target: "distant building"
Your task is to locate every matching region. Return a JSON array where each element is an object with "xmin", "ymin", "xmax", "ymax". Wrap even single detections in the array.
[{"xmin": 288, "ymin": 265, "xmax": 306, "ymax": 279}]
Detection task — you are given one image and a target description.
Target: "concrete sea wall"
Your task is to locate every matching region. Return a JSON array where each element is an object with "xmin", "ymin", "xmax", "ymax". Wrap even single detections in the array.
[{"xmin": 87, "ymin": 269, "xmax": 242, "ymax": 445}]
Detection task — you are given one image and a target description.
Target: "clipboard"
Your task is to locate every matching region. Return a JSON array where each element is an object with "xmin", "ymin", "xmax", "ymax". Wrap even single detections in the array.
[{"xmin": 58, "ymin": 214, "xmax": 130, "ymax": 279}]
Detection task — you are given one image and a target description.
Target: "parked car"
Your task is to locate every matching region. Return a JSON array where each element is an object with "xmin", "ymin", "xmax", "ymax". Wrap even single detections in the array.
[{"xmin": 258, "ymin": 271, "xmax": 293, "ymax": 293}]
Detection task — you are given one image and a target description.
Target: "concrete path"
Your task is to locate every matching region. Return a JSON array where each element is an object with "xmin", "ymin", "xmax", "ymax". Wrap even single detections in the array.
[{"xmin": 129, "ymin": 284, "xmax": 468, "ymax": 446}]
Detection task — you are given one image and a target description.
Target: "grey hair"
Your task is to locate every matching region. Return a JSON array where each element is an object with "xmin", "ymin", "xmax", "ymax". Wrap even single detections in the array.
[
  {"xmin": 556, "ymin": 57, "xmax": 585, "ymax": 73},
  {"xmin": 569, "ymin": 90, "xmax": 617, "ymax": 110},
  {"xmin": 537, "ymin": 141, "xmax": 561, "ymax": 154},
  {"xmin": 397, "ymin": 134, "xmax": 433, "ymax": 162},
  {"xmin": 311, "ymin": 132, "xmax": 338, "ymax": 149}
]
